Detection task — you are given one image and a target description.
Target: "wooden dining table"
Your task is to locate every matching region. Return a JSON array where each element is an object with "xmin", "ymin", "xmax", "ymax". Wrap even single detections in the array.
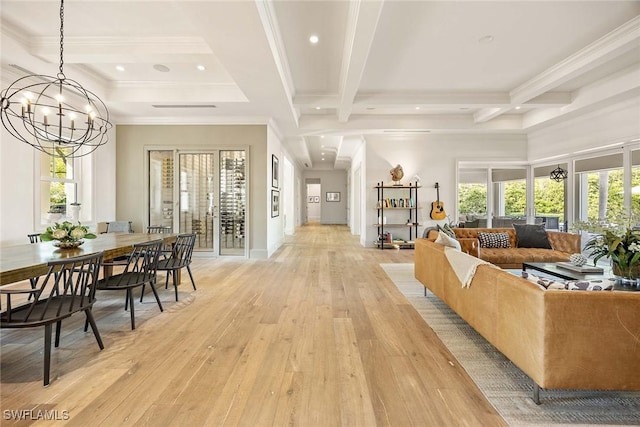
[{"xmin": 0, "ymin": 233, "xmax": 177, "ymax": 286}]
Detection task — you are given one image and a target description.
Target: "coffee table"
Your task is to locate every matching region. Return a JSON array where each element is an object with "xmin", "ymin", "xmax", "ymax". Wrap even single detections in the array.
[{"xmin": 522, "ymin": 262, "xmax": 611, "ymax": 281}]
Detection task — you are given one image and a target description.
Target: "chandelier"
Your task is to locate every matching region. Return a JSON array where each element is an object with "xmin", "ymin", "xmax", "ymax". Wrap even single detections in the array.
[
  {"xmin": 0, "ymin": 0, "xmax": 112, "ymax": 159},
  {"xmin": 550, "ymin": 164, "xmax": 568, "ymax": 182}
]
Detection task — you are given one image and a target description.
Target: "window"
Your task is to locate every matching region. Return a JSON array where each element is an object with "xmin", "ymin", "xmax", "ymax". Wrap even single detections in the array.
[
  {"xmin": 39, "ymin": 150, "xmax": 91, "ymax": 225},
  {"xmin": 491, "ymin": 168, "xmax": 527, "ymax": 228},
  {"xmin": 534, "ymin": 164, "xmax": 567, "ymax": 230},
  {"xmin": 575, "ymin": 153, "xmax": 623, "ymax": 221},
  {"xmin": 458, "ymin": 168, "xmax": 487, "ymax": 227}
]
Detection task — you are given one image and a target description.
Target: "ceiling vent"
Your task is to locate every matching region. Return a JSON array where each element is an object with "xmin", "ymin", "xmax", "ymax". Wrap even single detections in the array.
[{"xmin": 152, "ymin": 105, "xmax": 217, "ymax": 109}]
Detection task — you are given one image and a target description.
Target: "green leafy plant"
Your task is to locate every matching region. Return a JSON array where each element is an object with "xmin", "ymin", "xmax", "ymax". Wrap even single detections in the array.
[
  {"xmin": 40, "ymin": 221, "xmax": 97, "ymax": 243},
  {"xmin": 574, "ymin": 214, "xmax": 640, "ymax": 277}
]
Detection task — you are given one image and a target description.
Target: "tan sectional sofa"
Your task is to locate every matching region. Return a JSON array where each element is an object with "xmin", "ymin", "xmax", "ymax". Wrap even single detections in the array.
[
  {"xmin": 414, "ymin": 239, "xmax": 640, "ymax": 403},
  {"xmin": 426, "ymin": 227, "xmax": 581, "ymax": 268}
]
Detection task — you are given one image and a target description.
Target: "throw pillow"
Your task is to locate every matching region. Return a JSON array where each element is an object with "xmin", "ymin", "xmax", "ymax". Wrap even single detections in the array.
[
  {"xmin": 437, "ymin": 223, "xmax": 456, "ymax": 238},
  {"xmin": 565, "ymin": 278, "xmax": 615, "ymax": 291},
  {"xmin": 513, "ymin": 224, "xmax": 552, "ymax": 249},
  {"xmin": 477, "ymin": 232, "xmax": 511, "ymax": 248},
  {"xmin": 435, "ymin": 231, "xmax": 461, "ymax": 251},
  {"xmin": 522, "ymin": 271, "xmax": 565, "ymax": 290}
]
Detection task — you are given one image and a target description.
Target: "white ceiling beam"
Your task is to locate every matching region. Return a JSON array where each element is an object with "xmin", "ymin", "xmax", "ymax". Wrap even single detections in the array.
[
  {"xmin": 511, "ymin": 15, "xmax": 640, "ymax": 105},
  {"xmin": 523, "ymin": 62, "xmax": 640, "ymax": 130},
  {"xmin": 337, "ymin": 0, "xmax": 384, "ymax": 122},
  {"xmin": 255, "ymin": 0, "xmax": 300, "ymax": 127},
  {"xmin": 299, "ymin": 114, "xmax": 524, "ymax": 133},
  {"xmin": 294, "ymin": 91, "xmax": 571, "ymax": 110}
]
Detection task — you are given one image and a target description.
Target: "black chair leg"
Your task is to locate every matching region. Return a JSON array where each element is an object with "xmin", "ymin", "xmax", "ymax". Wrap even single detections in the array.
[
  {"xmin": 125, "ymin": 289, "xmax": 130, "ymax": 311},
  {"xmin": 140, "ymin": 284, "xmax": 146, "ymax": 302},
  {"xmin": 54, "ymin": 320, "xmax": 62, "ymax": 347},
  {"xmin": 173, "ymin": 270, "xmax": 179, "ymax": 301},
  {"xmin": 186, "ymin": 265, "xmax": 196, "ymax": 290},
  {"xmin": 84, "ymin": 309, "xmax": 104, "ymax": 349},
  {"xmin": 129, "ymin": 288, "xmax": 136, "ymax": 330},
  {"xmin": 149, "ymin": 281, "xmax": 164, "ymax": 312},
  {"xmin": 44, "ymin": 323, "xmax": 52, "ymax": 386}
]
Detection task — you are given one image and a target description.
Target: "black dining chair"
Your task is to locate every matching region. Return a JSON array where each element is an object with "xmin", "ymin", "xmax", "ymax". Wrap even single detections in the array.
[
  {"xmin": 96, "ymin": 240, "xmax": 164, "ymax": 330},
  {"xmin": 148, "ymin": 233, "xmax": 197, "ymax": 302},
  {"xmin": 147, "ymin": 225, "xmax": 172, "ymax": 234},
  {"xmin": 0, "ymin": 251, "xmax": 105, "ymax": 386},
  {"xmin": 27, "ymin": 233, "xmax": 43, "ymax": 298},
  {"xmin": 27, "ymin": 233, "xmax": 41, "ymax": 243}
]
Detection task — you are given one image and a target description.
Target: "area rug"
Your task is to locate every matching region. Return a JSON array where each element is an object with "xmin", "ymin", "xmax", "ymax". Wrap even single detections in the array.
[{"xmin": 380, "ymin": 263, "xmax": 640, "ymax": 426}]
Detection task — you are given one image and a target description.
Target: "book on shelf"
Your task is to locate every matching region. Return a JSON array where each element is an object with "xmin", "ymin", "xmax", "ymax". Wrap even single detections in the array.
[{"xmin": 556, "ymin": 262, "xmax": 604, "ymax": 274}]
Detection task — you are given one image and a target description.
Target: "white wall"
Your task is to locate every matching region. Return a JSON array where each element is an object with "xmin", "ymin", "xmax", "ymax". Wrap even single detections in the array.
[
  {"xmin": 349, "ymin": 139, "xmax": 366, "ymax": 244},
  {"xmin": 267, "ymin": 125, "xmax": 285, "ymax": 257},
  {"xmin": 363, "ymin": 134, "xmax": 528, "ymax": 247}
]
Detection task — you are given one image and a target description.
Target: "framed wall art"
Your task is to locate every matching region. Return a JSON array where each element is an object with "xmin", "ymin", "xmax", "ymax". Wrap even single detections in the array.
[
  {"xmin": 326, "ymin": 192, "xmax": 341, "ymax": 202},
  {"xmin": 272, "ymin": 154, "xmax": 279, "ymax": 188},
  {"xmin": 271, "ymin": 189, "xmax": 280, "ymax": 217}
]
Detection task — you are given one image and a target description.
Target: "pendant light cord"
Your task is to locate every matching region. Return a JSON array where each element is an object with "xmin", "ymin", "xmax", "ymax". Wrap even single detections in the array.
[{"xmin": 58, "ymin": 0, "xmax": 65, "ymax": 78}]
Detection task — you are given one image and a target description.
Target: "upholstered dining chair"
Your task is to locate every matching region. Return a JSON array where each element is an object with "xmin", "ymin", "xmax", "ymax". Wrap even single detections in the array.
[
  {"xmin": 0, "ymin": 251, "xmax": 105, "ymax": 386},
  {"xmin": 149, "ymin": 233, "xmax": 197, "ymax": 302},
  {"xmin": 96, "ymin": 240, "xmax": 163, "ymax": 330},
  {"xmin": 105, "ymin": 221, "xmax": 134, "ymax": 233}
]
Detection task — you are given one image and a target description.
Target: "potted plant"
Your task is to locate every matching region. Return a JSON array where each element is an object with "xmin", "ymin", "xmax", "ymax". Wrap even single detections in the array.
[
  {"xmin": 40, "ymin": 221, "xmax": 97, "ymax": 249},
  {"xmin": 574, "ymin": 214, "xmax": 640, "ymax": 286}
]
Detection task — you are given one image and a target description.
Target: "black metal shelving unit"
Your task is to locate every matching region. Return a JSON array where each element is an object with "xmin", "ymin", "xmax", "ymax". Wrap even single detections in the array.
[{"xmin": 374, "ymin": 181, "xmax": 419, "ymax": 249}]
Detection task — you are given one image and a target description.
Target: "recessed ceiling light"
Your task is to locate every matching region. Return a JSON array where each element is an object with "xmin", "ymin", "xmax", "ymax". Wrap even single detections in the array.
[
  {"xmin": 153, "ymin": 64, "xmax": 171, "ymax": 73},
  {"xmin": 309, "ymin": 35, "xmax": 319, "ymax": 44},
  {"xmin": 196, "ymin": 65, "xmax": 206, "ymax": 71},
  {"xmin": 415, "ymin": 106, "xmax": 420, "ymax": 110},
  {"xmin": 515, "ymin": 106, "xmax": 522, "ymax": 110},
  {"xmin": 315, "ymin": 107, "xmax": 321, "ymax": 110},
  {"xmin": 321, "ymin": 158, "xmax": 325, "ymax": 161},
  {"xmin": 321, "ymin": 152, "xmax": 325, "ymax": 155},
  {"xmin": 321, "ymin": 136, "xmax": 325, "ymax": 139},
  {"xmin": 478, "ymin": 35, "xmax": 494, "ymax": 44},
  {"xmin": 115, "ymin": 65, "xmax": 125, "ymax": 72}
]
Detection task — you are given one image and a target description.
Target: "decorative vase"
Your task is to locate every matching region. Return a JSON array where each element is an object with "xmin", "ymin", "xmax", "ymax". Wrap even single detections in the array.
[
  {"xmin": 69, "ymin": 204, "xmax": 81, "ymax": 222},
  {"xmin": 53, "ymin": 240, "xmax": 84, "ymax": 249},
  {"xmin": 611, "ymin": 261, "xmax": 640, "ymax": 287}
]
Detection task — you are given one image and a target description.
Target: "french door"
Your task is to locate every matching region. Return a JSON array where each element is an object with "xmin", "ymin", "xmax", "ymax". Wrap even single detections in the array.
[{"xmin": 148, "ymin": 150, "xmax": 246, "ymax": 256}]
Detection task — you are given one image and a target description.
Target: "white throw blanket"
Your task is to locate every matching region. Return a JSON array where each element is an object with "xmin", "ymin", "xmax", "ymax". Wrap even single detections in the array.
[{"xmin": 444, "ymin": 247, "xmax": 498, "ymax": 287}]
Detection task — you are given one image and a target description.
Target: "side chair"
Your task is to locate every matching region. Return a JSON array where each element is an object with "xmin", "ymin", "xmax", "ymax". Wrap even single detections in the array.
[
  {"xmin": 148, "ymin": 233, "xmax": 197, "ymax": 302},
  {"xmin": 0, "ymin": 251, "xmax": 105, "ymax": 386},
  {"xmin": 96, "ymin": 240, "xmax": 164, "ymax": 330},
  {"xmin": 27, "ymin": 233, "xmax": 41, "ymax": 243}
]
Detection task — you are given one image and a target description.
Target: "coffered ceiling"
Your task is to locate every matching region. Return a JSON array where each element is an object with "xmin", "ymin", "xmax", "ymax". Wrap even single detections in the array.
[{"xmin": 2, "ymin": 1, "xmax": 639, "ymax": 170}]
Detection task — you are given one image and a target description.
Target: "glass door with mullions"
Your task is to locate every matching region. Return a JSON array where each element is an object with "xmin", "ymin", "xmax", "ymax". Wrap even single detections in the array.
[
  {"xmin": 149, "ymin": 149, "xmax": 247, "ymax": 256},
  {"xmin": 179, "ymin": 153, "xmax": 216, "ymax": 253}
]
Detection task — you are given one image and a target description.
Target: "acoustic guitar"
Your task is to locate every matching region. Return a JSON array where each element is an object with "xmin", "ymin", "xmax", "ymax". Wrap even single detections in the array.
[{"xmin": 430, "ymin": 182, "xmax": 446, "ymax": 220}]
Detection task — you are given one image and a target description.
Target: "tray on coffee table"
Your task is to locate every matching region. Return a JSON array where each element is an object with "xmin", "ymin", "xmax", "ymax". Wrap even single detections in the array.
[{"xmin": 522, "ymin": 262, "xmax": 610, "ymax": 281}]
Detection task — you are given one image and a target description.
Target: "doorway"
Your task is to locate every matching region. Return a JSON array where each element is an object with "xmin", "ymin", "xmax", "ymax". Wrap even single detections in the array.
[{"xmin": 306, "ymin": 182, "xmax": 321, "ymax": 223}]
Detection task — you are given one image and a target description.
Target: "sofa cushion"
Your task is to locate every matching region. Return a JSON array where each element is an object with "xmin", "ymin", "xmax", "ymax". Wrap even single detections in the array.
[
  {"xmin": 513, "ymin": 224, "xmax": 552, "ymax": 249},
  {"xmin": 566, "ymin": 278, "xmax": 615, "ymax": 291},
  {"xmin": 435, "ymin": 231, "xmax": 461, "ymax": 251},
  {"xmin": 478, "ymin": 232, "xmax": 510, "ymax": 248},
  {"xmin": 437, "ymin": 223, "xmax": 456, "ymax": 238},
  {"xmin": 522, "ymin": 271, "xmax": 565, "ymax": 290}
]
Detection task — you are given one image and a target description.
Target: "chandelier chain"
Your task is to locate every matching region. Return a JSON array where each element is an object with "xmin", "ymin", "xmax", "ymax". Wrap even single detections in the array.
[{"xmin": 59, "ymin": 0, "xmax": 64, "ymax": 76}]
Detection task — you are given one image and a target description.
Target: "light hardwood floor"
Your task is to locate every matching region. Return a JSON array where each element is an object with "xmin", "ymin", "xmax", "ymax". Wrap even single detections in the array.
[{"xmin": 1, "ymin": 224, "xmax": 506, "ymax": 426}]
